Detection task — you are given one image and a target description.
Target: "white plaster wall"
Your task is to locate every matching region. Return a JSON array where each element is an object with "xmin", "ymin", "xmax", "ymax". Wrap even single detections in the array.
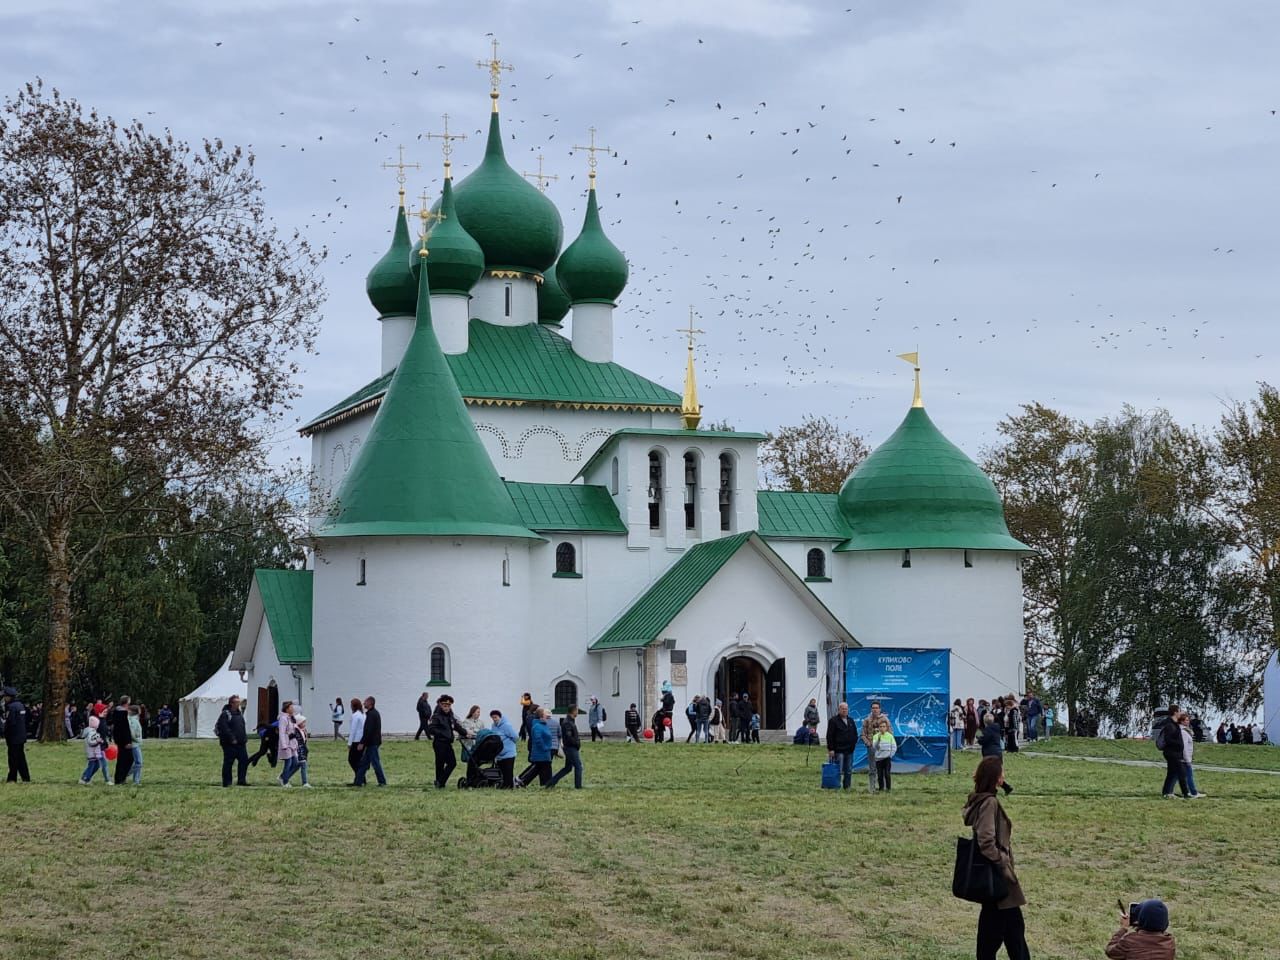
[
  {"xmin": 310, "ymin": 537, "xmax": 532, "ymax": 735},
  {"xmin": 569, "ymin": 302, "xmax": 613, "ymax": 363},
  {"xmin": 471, "ymin": 405, "xmax": 681, "ymax": 484},
  {"xmin": 380, "ymin": 314, "xmax": 414, "ymax": 375},
  {"xmin": 431, "ymin": 295, "xmax": 471, "ymax": 356},
  {"xmin": 762, "ymin": 540, "xmax": 840, "ymax": 604},
  {"xmin": 471, "ymin": 274, "xmax": 537, "ymax": 327},
  {"xmin": 834, "ymin": 549, "xmax": 1026, "ymax": 701},
  {"xmin": 655, "ymin": 547, "xmax": 842, "ymax": 731},
  {"xmin": 243, "ymin": 617, "xmax": 313, "ymax": 731}
]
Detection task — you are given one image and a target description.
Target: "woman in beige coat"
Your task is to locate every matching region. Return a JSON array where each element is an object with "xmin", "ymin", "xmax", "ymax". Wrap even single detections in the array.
[{"xmin": 961, "ymin": 756, "xmax": 1029, "ymax": 960}]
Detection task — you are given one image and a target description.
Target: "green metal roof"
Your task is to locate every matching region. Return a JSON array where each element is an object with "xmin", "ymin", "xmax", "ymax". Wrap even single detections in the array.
[
  {"xmin": 538, "ymin": 262, "xmax": 571, "ymax": 325},
  {"xmin": 556, "ymin": 186, "xmax": 628, "ymax": 305},
  {"xmin": 255, "ymin": 569, "xmax": 313, "ymax": 664},
  {"xmin": 421, "ymin": 176, "xmax": 485, "ymax": 296},
  {"xmin": 300, "ymin": 322, "xmax": 680, "ymax": 435},
  {"xmin": 835, "ymin": 406, "xmax": 1032, "ymax": 553},
  {"xmin": 576, "ymin": 427, "xmax": 765, "ymax": 480},
  {"xmin": 318, "ymin": 260, "xmax": 538, "ymax": 541},
  {"xmin": 757, "ymin": 491, "xmax": 852, "ymax": 540},
  {"xmin": 590, "ymin": 532, "xmax": 754, "ymax": 650},
  {"xmin": 505, "ymin": 482, "xmax": 626, "ymax": 533},
  {"xmin": 365, "ymin": 204, "xmax": 417, "ymax": 317},
  {"xmin": 451, "ymin": 110, "xmax": 563, "ymax": 275}
]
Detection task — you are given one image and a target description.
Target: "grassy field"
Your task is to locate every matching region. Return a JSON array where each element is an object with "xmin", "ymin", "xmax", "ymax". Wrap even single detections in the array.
[{"xmin": 3, "ymin": 737, "xmax": 1278, "ymax": 960}]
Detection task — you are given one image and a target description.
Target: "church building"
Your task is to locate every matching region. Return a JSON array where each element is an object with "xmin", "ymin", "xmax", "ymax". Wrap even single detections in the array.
[{"xmin": 232, "ymin": 52, "xmax": 1032, "ymax": 734}]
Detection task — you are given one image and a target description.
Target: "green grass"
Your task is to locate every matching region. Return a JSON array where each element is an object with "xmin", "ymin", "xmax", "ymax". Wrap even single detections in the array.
[{"xmin": 3, "ymin": 738, "xmax": 1278, "ymax": 960}]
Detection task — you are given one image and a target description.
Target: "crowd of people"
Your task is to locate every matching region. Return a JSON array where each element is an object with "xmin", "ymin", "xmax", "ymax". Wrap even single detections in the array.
[
  {"xmin": 1, "ymin": 692, "xmax": 179, "ymax": 746},
  {"xmin": 948, "ymin": 691, "xmax": 1048, "ymax": 758},
  {"xmin": 1214, "ymin": 720, "xmax": 1269, "ymax": 745}
]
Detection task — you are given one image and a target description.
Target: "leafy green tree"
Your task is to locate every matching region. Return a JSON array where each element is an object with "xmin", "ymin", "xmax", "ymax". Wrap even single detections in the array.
[
  {"xmin": 761, "ymin": 415, "xmax": 869, "ymax": 493},
  {"xmin": 0, "ymin": 82, "xmax": 321, "ymax": 737}
]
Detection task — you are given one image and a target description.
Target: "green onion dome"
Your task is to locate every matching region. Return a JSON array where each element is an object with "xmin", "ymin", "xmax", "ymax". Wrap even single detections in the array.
[
  {"xmin": 537, "ymin": 262, "xmax": 571, "ymax": 325},
  {"xmin": 365, "ymin": 204, "xmax": 417, "ymax": 316},
  {"xmin": 555, "ymin": 187, "xmax": 628, "ymax": 305},
  {"xmin": 451, "ymin": 111, "xmax": 563, "ymax": 275},
  {"xmin": 421, "ymin": 177, "xmax": 484, "ymax": 296},
  {"xmin": 836, "ymin": 407, "xmax": 1030, "ymax": 552}
]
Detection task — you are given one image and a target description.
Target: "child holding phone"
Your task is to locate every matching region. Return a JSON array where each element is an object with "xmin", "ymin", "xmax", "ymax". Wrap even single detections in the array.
[{"xmin": 1106, "ymin": 898, "xmax": 1175, "ymax": 958}]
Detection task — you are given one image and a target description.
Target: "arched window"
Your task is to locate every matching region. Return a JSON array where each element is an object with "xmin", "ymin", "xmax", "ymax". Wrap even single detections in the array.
[
  {"xmin": 429, "ymin": 645, "xmax": 449, "ymax": 684},
  {"xmin": 555, "ymin": 542, "xmax": 577, "ymax": 575},
  {"xmin": 648, "ymin": 451, "xmax": 664, "ymax": 530},
  {"xmin": 610, "ymin": 457, "xmax": 620, "ymax": 495},
  {"xmin": 806, "ymin": 548, "xmax": 826, "ymax": 579},
  {"xmin": 611, "ymin": 665, "xmax": 621, "ymax": 696},
  {"xmin": 719, "ymin": 453, "xmax": 734, "ymax": 531},
  {"xmin": 554, "ymin": 679, "xmax": 578, "ymax": 712},
  {"xmin": 684, "ymin": 452, "xmax": 698, "ymax": 530}
]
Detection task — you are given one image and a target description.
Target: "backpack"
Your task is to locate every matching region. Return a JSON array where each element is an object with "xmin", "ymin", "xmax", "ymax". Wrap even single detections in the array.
[{"xmin": 1154, "ymin": 717, "xmax": 1172, "ymax": 753}]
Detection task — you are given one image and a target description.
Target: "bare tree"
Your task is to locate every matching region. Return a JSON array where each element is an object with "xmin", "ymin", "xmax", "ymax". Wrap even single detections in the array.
[
  {"xmin": 761, "ymin": 415, "xmax": 869, "ymax": 493},
  {"xmin": 0, "ymin": 82, "xmax": 323, "ymax": 738}
]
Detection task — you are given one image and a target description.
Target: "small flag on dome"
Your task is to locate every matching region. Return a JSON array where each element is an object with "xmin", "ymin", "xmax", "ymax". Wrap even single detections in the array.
[{"xmin": 897, "ymin": 351, "xmax": 919, "ymax": 366}]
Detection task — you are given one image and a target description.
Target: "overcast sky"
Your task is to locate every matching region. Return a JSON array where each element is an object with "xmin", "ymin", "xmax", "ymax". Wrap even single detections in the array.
[{"xmin": 3, "ymin": 0, "xmax": 1277, "ymax": 462}]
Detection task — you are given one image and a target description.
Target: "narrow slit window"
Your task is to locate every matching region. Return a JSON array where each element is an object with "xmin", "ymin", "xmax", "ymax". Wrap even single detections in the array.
[
  {"xmin": 901, "ymin": 549, "xmax": 912, "ymax": 569},
  {"xmin": 357, "ymin": 557, "xmax": 366, "ymax": 586},
  {"xmin": 964, "ymin": 550, "xmax": 973, "ymax": 568},
  {"xmin": 718, "ymin": 453, "xmax": 733, "ymax": 531},
  {"xmin": 648, "ymin": 452, "xmax": 663, "ymax": 530},
  {"xmin": 504, "ymin": 283, "xmax": 512, "ymax": 317},
  {"xmin": 684, "ymin": 453, "xmax": 698, "ymax": 530}
]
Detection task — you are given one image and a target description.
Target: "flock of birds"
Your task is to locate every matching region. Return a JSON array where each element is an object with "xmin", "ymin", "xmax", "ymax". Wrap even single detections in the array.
[{"xmin": 187, "ymin": 9, "xmax": 1275, "ymax": 439}]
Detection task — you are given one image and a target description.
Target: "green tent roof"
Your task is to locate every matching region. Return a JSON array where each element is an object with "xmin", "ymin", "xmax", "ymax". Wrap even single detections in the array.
[
  {"xmin": 318, "ymin": 252, "xmax": 538, "ymax": 540},
  {"xmin": 255, "ymin": 569, "xmax": 313, "ymax": 664},
  {"xmin": 365, "ymin": 204, "xmax": 417, "ymax": 317},
  {"xmin": 505, "ymin": 482, "xmax": 626, "ymax": 533},
  {"xmin": 556, "ymin": 186, "xmax": 628, "ymax": 305},
  {"xmin": 451, "ymin": 110, "xmax": 563, "ymax": 274},
  {"xmin": 835, "ymin": 406, "xmax": 1031, "ymax": 553},
  {"xmin": 757, "ymin": 491, "xmax": 852, "ymax": 540},
  {"xmin": 300, "ymin": 322, "xmax": 680, "ymax": 434},
  {"xmin": 590, "ymin": 532, "xmax": 754, "ymax": 650}
]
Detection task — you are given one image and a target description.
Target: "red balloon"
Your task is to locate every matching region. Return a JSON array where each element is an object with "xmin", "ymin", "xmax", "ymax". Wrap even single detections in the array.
[
  {"xmin": 104, "ymin": 744, "xmax": 118, "ymax": 761},
  {"xmin": 643, "ymin": 728, "xmax": 654, "ymax": 739},
  {"xmin": 663, "ymin": 716, "xmax": 672, "ymax": 726}
]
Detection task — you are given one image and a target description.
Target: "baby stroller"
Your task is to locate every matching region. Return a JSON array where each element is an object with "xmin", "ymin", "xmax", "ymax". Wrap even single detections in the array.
[{"xmin": 457, "ymin": 730, "xmax": 504, "ymax": 789}]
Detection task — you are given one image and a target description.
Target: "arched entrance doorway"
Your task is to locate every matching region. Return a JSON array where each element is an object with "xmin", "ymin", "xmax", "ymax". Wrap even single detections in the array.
[{"xmin": 715, "ymin": 655, "xmax": 786, "ymax": 730}]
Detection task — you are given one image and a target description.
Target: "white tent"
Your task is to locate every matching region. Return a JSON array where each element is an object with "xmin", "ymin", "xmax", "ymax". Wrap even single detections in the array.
[{"xmin": 179, "ymin": 652, "xmax": 247, "ymax": 738}]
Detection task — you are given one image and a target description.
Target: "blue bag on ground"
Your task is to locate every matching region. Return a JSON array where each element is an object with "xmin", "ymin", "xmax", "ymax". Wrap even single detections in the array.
[{"xmin": 821, "ymin": 761, "xmax": 840, "ymax": 789}]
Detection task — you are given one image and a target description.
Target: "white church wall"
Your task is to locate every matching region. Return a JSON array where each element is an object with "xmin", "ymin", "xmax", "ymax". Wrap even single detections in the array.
[
  {"xmin": 472, "ymin": 405, "xmax": 681, "ymax": 484},
  {"xmin": 310, "ymin": 536, "xmax": 532, "ymax": 735},
  {"xmin": 835, "ymin": 549, "xmax": 1025, "ymax": 702},
  {"xmin": 379, "ymin": 314, "xmax": 414, "ymax": 374},
  {"xmin": 471, "ymin": 274, "xmax": 537, "ymax": 327},
  {"xmin": 242, "ymin": 617, "xmax": 313, "ymax": 731},
  {"xmin": 763, "ymin": 540, "xmax": 840, "ymax": 604},
  {"xmin": 659, "ymin": 547, "xmax": 842, "ymax": 733}
]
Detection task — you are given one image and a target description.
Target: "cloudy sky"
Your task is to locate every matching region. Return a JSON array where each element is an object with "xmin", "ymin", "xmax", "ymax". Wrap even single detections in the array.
[{"xmin": 3, "ymin": 0, "xmax": 1276, "ymax": 461}]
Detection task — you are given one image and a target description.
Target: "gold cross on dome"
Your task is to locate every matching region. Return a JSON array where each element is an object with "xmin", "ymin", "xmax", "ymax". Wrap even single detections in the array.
[
  {"xmin": 572, "ymin": 126, "xmax": 614, "ymax": 188},
  {"xmin": 679, "ymin": 307, "xmax": 705, "ymax": 353},
  {"xmin": 522, "ymin": 154, "xmax": 558, "ymax": 192},
  {"xmin": 409, "ymin": 188, "xmax": 444, "ymax": 247},
  {"xmin": 476, "ymin": 38, "xmax": 514, "ymax": 109},
  {"xmin": 380, "ymin": 145, "xmax": 421, "ymax": 206},
  {"xmin": 426, "ymin": 114, "xmax": 467, "ymax": 178}
]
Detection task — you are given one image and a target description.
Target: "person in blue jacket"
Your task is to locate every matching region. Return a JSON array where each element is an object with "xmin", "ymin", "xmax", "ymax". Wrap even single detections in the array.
[
  {"xmin": 488, "ymin": 709, "xmax": 519, "ymax": 789},
  {"xmin": 518, "ymin": 707, "xmax": 555, "ymax": 787}
]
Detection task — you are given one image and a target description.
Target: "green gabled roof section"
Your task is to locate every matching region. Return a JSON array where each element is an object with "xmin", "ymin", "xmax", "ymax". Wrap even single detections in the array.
[
  {"xmin": 757, "ymin": 491, "xmax": 852, "ymax": 540},
  {"xmin": 590, "ymin": 533, "xmax": 754, "ymax": 651},
  {"xmin": 505, "ymin": 482, "xmax": 626, "ymax": 533},
  {"xmin": 318, "ymin": 255, "xmax": 539, "ymax": 540},
  {"xmin": 255, "ymin": 569, "xmax": 313, "ymax": 664},
  {"xmin": 299, "ymin": 321, "xmax": 680, "ymax": 435},
  {"xmin": 835, "ymin": 406, "xmax": 1032, "ymax": 553}
]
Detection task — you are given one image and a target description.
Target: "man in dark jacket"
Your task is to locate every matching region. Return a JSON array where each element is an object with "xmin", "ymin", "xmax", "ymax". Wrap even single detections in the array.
[
  {"xmin": 738, "ymin": 694, "xmax": 755, "ymax": 744},
  {"xmin": 354, "ymin": 696, "xmax": 386, "ymax": 786},
  {"xmin": 548, "ymin": 706, "xmax": 584, "ymax": 788},
  {"xmin": 695, "ymin": 695, "xmax": 713, "ymax": 743},
  {"xmin": 214, "ymin": 695, "xmax": 250, "ymax": 787},
  {"xmin": 111, "ymin": 695, "xmax": 136, "ymax": 785},
  {"xmin": 825, "ymin": 701, "xmax": 858, "ymax": 789},
  {"xmin": 727, "ymin": 694, "xmax": 740, "ymax": 742},
  {"xmin": 414, "ymin": 692, "xmax": 432, "ymax": 741},
  {"xmin": 1157, "ymin": 704, "xmax": 1190, "ymax": 799},
  {"xmin": 427, "ymin": 695, "xmax": 469, "ymax": 788},
  {"xmin": 3, "ymin": 687, "xmax": 31, "ymax": 782},
  {"xmin": 624, "ymin": 703, "xmax": 641, "ymax": 742},
  {"xmin": 660, "ymin": 687, "xmax": 675, "ymax": 736}
]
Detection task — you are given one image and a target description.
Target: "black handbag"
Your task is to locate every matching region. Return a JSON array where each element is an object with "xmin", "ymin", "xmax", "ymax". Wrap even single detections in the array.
[{"xmin": 952, "ymin": 833, "xmax": 1009, "ymax": 904}]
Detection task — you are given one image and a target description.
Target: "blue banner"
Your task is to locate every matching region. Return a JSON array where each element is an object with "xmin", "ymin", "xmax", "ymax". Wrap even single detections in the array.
[{"xmin": 844, "ymin": 648, "xmax": 950, "ymax": 772}]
